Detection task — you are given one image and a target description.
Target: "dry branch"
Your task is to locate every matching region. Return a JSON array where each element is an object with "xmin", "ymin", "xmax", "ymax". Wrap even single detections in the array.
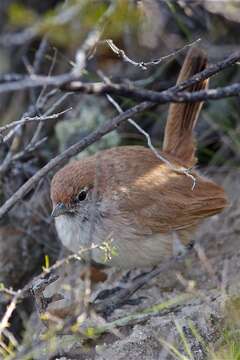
[
  {"xmin": 0, "ymin": 291, "xmax": 21, "ymax": 340},
  {"xmin": 104, "ymin": 38, "xmax": 201, "ymax": 69},
  {"xmin": 0, "ymin": 50, "xmax": 239, "ymax": 94},
  {"xmin": 0, "ymin": 109, "xmax": 71, "ymax": 134},
  {"xmin": 105, "ymin": 94, "xmax": 196, "ymax": 187},
  {"xmin": 0, "ymin": 245, "xmax": 99, "ymax": 327},
  {"xmin": 62, "ymin": 50, "xmax": 240, "ymax": 103},
  {"xmin": 62, "ymin": 80, "xmax": 240, "ymax": 104}
]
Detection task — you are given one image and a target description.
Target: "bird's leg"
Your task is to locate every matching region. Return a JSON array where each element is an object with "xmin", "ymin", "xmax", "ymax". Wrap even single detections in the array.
[
  {"xmin": 93, "ymin": 242, "xmax": 194, "ymax": 317},
  {"xmin": 93, "ymin": 269, "xmax": 135, "ymax": 301}
]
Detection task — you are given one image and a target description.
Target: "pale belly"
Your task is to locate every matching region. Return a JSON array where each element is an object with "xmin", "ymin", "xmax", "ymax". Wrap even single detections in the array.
[{"xmin": 55, "ymin": 216, "xmax": 189, "ymax": 269}]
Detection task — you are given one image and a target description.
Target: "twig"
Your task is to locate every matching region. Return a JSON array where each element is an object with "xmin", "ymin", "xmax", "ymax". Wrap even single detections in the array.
[
  {"xmin": 30, "ymin": 274, "xmax": 61, "ymax": 315},
  {"xmin": 0, "ymin": 109, "xmax": 71, "ymax": 134},
  {"xmin": 30, "ymin": 37, "xmax": 49, "ymax": 106},
  {"xmin": 0, "ymin": 287, "xmax": 17, "ymax": 297},
  {"xmin": 0, "ymin": 290, "xmax": 21, "ymax": 339},
  {"xmin": 0, "ymin": 244, "xmax": 100, "ymax": 355},
  {"xmin": 0, "ymin": 95, "xmax": 72, "ymax": 175},
  {"xmin": 63, "ymin": 49, "xmax": 240, "ymax": 103},
  {"xmin": 2, "ymin": 89, "xmax": 59, "ymax": 144},
  {"xmin": 10, "ymin": 137, "xmax": 47, "ymax": 162},
  {"xmin": 0, "ymin": 244, "xmax": 99, "ymax": 328},
  {"xmin": 0, "ymin": 107, "xmax": 71, "ymax": 175},
  {"xmin": 0, "ymin": 74, "xmax": 27, "ymax": 83},
  {"xmin": 0, "ymin": 27, "xmax": 38, "ymax": 46},
  {"xmin": 0, "ymin": 45, "xmax": 66, "ymax": 177},
  {"xmin": 35, "ymin": 46, "xmax": 58, "ymax": 108},
  {"xmin": 104, "ymin": 38, "xmax": 201, "ymax": 70},
  {"xmin": 13, "ymin": 243, "xmax": 99, "ymax": 301},
  {"xmin": 62, "ymin": 79, "xmax": 240, "ymax": 104},
  {"xmin": 0, "ymin": 73, "xmax": 76, "ymax": 94},
  {"xmin": 0, "ymin": 50, "xmax": 239, "ymax": 94},
  {"xmin": 106, "ymin": 94, "xmax": 196, "ymax": 188},
  {"xmin": 33, "ymin": 37, "xmax": 49, "ymax": 75}
]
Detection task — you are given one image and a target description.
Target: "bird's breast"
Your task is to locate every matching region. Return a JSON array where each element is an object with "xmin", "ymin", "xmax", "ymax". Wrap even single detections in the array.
[{"xmin": 54, "ymin": 215, "xmax": 190, "ymax": 268}]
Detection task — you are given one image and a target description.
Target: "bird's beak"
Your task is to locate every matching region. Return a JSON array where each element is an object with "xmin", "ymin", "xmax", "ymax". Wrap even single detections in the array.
[{"xmin": 51, "ymin": 203, "xmax": 68, "ymax": 217}]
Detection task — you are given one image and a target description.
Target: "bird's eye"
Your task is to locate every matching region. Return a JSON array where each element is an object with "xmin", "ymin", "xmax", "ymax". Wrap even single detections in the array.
[{"xmin": 77, "ymin": 189, "xmax": 87, "ymax": 202}]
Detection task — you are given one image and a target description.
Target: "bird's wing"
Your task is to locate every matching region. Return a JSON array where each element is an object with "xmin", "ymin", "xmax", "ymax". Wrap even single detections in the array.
[{"xmin": 119, "ymin": 162, "xmax": 227, "ymax": 235}]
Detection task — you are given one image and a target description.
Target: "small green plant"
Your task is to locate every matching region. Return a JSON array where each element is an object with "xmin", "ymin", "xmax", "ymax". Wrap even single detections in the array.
[
  {"xmin": 42, "ymin": 254, "xmax": 50, "ymax": 272},
  {"xmin": 99, "ymin": 237, "xmax": 118, "ymax": 263}
]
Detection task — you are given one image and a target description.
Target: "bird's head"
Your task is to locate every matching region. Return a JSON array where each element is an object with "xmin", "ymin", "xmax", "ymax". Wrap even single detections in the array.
[{"xmin": 50, "ymin": 158, "xmax": 97, "ymax": 219}]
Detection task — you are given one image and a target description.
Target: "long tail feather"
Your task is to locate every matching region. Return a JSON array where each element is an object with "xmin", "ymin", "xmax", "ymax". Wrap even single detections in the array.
[{"xmin": 163, "ymin": 47, "xmax": 208, "ymax": 166}]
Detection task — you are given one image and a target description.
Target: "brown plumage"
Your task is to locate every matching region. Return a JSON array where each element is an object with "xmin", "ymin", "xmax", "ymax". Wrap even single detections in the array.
[
  {"xmin": 51, "ymin": 48, "xmax": 228, "ymax": 269},
  {"xmin": 163, "ymin": 47, "xmax": 208, "ymax": 166}
]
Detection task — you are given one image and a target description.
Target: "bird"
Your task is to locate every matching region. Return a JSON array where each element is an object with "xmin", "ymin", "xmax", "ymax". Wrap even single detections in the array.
[{"xmin": 51, "ymin": 47, "xmax": 228, "ymax": 270}]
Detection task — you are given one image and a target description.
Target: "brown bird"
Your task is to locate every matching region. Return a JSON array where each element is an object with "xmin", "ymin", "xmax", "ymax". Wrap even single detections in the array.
[{"xmin": 51, "ymin": 48, "xmax": 228, "ymax": 270}]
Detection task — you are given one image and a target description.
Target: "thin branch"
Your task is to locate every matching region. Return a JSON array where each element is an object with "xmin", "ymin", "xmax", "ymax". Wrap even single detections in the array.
[
  {"xmin": 33, "ymin": 37, "xmax": 49, "ymax": 75},
  {"xmin": 0, "ymin": 73, "xmax": 76, "ymax": 94},
  {"xmin": 0, "ymin": 73, "xmax": 28, "ymax": 83},
  {"xmin": 106, "ymin": 94, "xmax": 196, "ymax": 188},
  {"xmin": 62, "ymin": 79, "xmax": 240, "ymax": 104},
  {"xmin": 104, "ymin": 38, "xmax": 201, "ymax": 70},
  {"xmin": 11, "ymin": 137, "xmax": 48, "ymax": 162},
  {"xmin": 0, "ymin": 27, "xmax": 38, "ymax": 46},
  {"xmin": 62, "ymin": 49, "xmax": 240, "ymax": 101},
  {"xmin": 2, "ymin": 89, "xmax": 59, "ymax": 144},
  {"xmin": 0, "ymin": 244, "xmax": 100, "ymax": 344},
  {"xmin": 0, "ymin": 109, "xmax": 71, "ymax": 134},
  {"xmin": 0, "ymin": 50, "xmax": 239, "ymax": 94},
  {"xmin": 18, "ymin": 244, "xmax": 100, "ymax": 301},
  {"xmin": 35, "ymin": 46, "xmax": 58, "ymax": 109},
  {"xmin": 0, "ymin": 94, "xmax": 72, "ymax": 175},
  {"xmin": 0, "ymin": 290, "xmax": 21, "ymax": 339},
  {"xmin": 30, "ymin": 37, "xmax": 49, "ymax": 106}
]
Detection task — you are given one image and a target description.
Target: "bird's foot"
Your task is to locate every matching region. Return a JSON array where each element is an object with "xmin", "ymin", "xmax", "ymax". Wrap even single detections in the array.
[
  {"xmin": 93, "ymin": 284, "xmax": 146, "ymax": 317},
  {"xmin": 92, "ymin": 268, "xmax": 154, "ymax": 316},
  {"xmin": 93, "ymin": 246, "xmax": 194, "ymax": 317}
]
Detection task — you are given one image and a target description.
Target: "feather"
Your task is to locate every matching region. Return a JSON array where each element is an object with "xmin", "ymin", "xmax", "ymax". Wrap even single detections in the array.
[{"xmin": 163, "ymin": 47, "xmax": 208, "ymax": 166}]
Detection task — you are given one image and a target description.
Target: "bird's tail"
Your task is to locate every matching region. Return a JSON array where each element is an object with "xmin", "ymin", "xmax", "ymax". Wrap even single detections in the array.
[{"xmin": 163, "ymin": 47, "xmax": 208, "ymax": 167}]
